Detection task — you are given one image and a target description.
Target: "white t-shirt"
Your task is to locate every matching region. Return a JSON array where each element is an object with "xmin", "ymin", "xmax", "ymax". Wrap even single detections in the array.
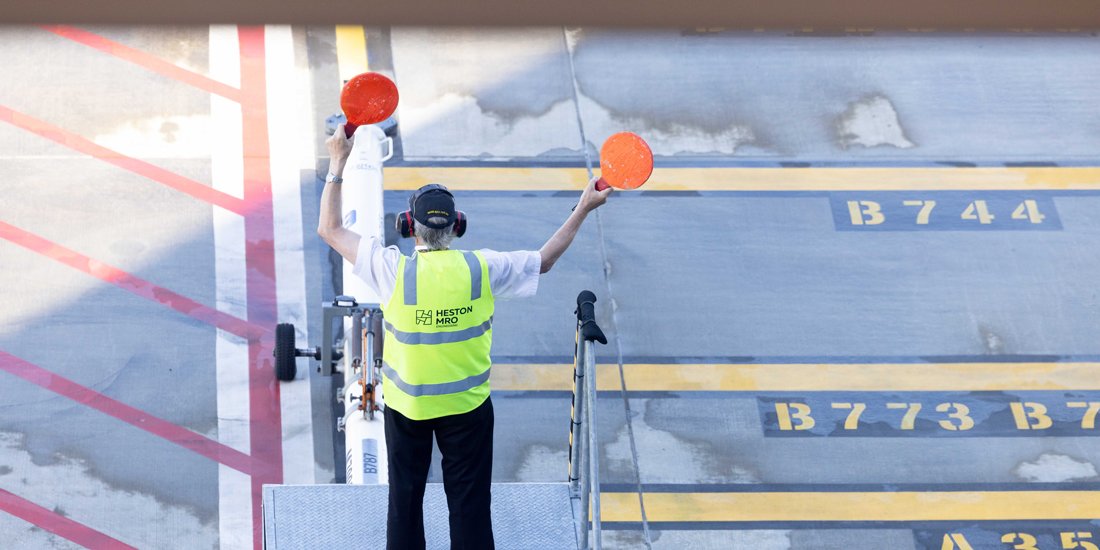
[{"xmin": 351, "ymin": 236, "xmax": 541, "ymax": 305}]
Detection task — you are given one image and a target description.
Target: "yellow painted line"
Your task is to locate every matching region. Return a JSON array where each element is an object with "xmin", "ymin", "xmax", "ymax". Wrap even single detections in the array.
[
  {"xmin": 601, "ymin": 491, "xmax": 1100, "ymax": 522},
  {"xmin": 387, "ymin": 167, "xmax": 589, "ymax": 191},
  {"xmin": 334, "ymin": 25, "xmax": 368, "ymax": 81},
  {"xmin": 490, "ymin": 363, "xmax": 1100, "ymax": 392},
  {"xmin": 385, "ymin": 166, "xmax": 1100, "ymax": 192},
  {"xmin": 492, "ymin": 364, "xmax": 622, "ymax": 392}
]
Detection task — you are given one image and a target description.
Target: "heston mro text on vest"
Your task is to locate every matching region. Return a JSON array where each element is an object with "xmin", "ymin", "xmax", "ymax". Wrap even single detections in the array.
[{"xmin": 415, "ymin": 305, "xmax": 474, "ymax": 327}]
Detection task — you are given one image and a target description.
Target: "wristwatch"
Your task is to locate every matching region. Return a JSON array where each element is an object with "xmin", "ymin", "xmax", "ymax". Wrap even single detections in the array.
[{"xmin": 327, "ymin": 172, "xmax": 343, "ymax": 184}]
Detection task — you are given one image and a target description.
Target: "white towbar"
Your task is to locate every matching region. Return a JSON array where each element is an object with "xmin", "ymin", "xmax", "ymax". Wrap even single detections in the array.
[
  {"xmin": 274, "ymin": 123, "xmax": 393, "ymax": 485},
  {"xmin": 336, "ymin": 124, "xmax": 392, "ymax": 485}
]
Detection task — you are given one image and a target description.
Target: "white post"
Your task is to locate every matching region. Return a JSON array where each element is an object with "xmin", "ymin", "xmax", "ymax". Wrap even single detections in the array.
[{"xmin": 340, "ymin": 125, "xmax": 392, "ymax": 485}]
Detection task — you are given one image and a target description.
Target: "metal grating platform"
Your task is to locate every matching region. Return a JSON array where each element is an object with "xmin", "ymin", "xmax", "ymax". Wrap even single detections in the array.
[{"xmin": 262, "ymin": 483, "xmax": 579, "ymax": 549}]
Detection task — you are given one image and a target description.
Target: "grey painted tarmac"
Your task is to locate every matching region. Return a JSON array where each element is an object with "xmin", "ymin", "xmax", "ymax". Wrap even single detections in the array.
[
  {"xmin": 0, "ymin": 26, "xmax": 223, "ymax": 548},
  {"xmin": 392, "ymin": 28, "xmax": 1100, "ymax": 164}
]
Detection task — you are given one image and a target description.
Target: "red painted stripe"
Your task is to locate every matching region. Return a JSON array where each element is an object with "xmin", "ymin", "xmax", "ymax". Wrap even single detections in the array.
[
  {"xmin": 41, "ymin": 25, "xmax": 242, "ymax": 103},
  {"xmin": 0, "ymin": 350, "xmax": 255, "ymax": 476},
  {"xmin": 0, "ymin": 220, "xmax": 265, "ymax": 341},
  {"xmin": 0, "ymin": 488, "xmax": 137, "ymax": 550},
  {"xmin": 0, "ymin": 105, "xmax": 247, "ymax": 215},
  {"xmin": 237, "ymin": 26, "xmax": 284, "ymax": 550}
]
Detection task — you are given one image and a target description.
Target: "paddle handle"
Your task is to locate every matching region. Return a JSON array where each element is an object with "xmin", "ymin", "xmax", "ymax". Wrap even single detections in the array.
[
  {"xmin": 571, "ymin": 177, "xmax": 611, "ymax": 212},
  {"xmin": 344, "ymin": 122, "xmax": 358, "ymax": 139}
]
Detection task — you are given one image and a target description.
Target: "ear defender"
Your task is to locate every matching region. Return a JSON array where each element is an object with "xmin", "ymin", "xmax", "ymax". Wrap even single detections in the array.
[
  {"xmin": 396, "ymin": 210, "xmax": 415, "ymax": 238},
  {"xmin": 452, "ymin": 211, "xmax": 467, "ymax": 237}
]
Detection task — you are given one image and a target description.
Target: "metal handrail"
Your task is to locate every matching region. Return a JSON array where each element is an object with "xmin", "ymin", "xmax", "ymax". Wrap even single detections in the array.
[{"xmin": 568, "ymin": 290, "xmax": 608, "ymax": 549}]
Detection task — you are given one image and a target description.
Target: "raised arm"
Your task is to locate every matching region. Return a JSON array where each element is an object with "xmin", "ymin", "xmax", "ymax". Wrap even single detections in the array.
[
  {"xmin": 539, "ymin": 177, "xmax": 612, "ymax": 274},
  {"xmin": 317, "ymin": 124, "xmax": 362, "ymax": 265}
]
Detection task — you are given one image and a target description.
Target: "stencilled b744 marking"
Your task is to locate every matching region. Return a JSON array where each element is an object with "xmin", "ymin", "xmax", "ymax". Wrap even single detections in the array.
[{"xmin": 830, "ymin": 192, "xmax": 1062, "ymax": 231}]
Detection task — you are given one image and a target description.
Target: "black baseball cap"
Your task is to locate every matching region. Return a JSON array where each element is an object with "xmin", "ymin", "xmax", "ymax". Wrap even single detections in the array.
[{"xmin": 412, "ymin": 184, "xmax": 457, "ymax": 229}]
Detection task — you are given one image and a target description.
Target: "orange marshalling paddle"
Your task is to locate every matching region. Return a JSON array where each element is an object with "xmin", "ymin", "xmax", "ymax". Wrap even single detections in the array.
[
  {"xmin": 595, "ymin": 132, "xmax": 653, "ymax": 191},
  {"xmin": 339, "ymin": 72, "xmax": 399, "ymax": 138}
]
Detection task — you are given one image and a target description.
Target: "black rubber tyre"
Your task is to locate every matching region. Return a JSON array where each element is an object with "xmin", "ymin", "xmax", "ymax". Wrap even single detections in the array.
[{"xmin": 274, "ymin": 323, "xmax": 297, "ymax": 381}]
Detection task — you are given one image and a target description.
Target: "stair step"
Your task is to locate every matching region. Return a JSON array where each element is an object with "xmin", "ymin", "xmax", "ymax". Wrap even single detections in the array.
[{"xmin": 263, "ymin": 482, "xmax": 579, "ymax": 549}]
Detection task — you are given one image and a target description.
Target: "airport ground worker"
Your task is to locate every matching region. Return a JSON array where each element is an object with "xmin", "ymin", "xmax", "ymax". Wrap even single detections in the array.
[{"xmin": 318, "ymin": 124, "xmax": 611, "ymax": 549}]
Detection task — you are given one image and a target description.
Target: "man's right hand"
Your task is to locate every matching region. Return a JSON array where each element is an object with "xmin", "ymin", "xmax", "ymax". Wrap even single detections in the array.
[{"xmin": 577, "ymin": 176, "xmax": 613, "ymax": 213}]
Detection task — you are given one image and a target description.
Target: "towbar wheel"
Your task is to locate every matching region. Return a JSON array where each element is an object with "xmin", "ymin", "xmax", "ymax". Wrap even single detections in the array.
[{"xmin": 274, "ymin": 323, "xmax": 322, "ymax": 381}]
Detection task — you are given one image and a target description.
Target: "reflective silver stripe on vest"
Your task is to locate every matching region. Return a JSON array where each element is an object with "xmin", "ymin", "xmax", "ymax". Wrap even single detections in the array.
[
  {"xmin": 382, "ymin": 362, "xmax": 490, "ymax": 396},
  {"xmin": 403, "ymin": 254, "xmax": 418, "ymax": 306},
  {"xmin": 384, "ymin": 317, "xmax": 492, "ymax": 345},
  {"xmin": 462, "ymin": 251, "xmax": 482, "ymax": 300},
  {"xmin": 404, "ymin": 252, "xmax": 480, "ymax": 305}
]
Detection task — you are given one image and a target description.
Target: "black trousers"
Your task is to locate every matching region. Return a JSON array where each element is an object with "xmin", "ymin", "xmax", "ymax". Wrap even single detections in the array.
[{"xmin": 385, "ymin": 397, "xmax": 495, "ymax": 550}]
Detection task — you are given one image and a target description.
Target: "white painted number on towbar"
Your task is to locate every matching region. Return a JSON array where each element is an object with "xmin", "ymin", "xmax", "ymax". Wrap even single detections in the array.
[{"xmin": 362, "ymin": 438, "xmax": 379, "ymax": 483}]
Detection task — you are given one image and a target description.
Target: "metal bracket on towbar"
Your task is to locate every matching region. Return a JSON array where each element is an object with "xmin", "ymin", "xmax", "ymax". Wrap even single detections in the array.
[{"xmin": 320, "ymin": 295, "xmax": 381, "ymax": 377}]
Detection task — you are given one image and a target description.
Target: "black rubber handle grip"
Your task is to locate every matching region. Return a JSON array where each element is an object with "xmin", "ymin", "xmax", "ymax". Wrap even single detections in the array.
[
  {"xmin": 576, "ymin": 290, "xmax": 597, "ymax": 322},
  {"xmin": 575, "ymin": 290, "xmax": 607, "ymax": 344}
]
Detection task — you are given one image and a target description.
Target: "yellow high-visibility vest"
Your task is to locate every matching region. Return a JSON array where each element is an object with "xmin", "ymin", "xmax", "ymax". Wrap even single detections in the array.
[{"xmin": 381, "ymin": 250, "xmax": 494, "ymax": 420}]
